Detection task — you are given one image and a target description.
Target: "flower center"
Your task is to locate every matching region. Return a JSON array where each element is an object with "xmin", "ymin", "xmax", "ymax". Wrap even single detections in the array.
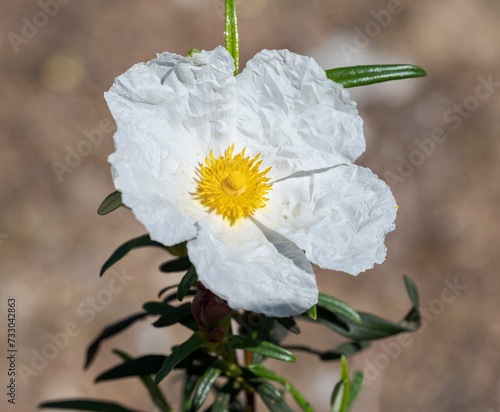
[{"xmin": 196, "ymin": 144, "xmax": 272, "ymax": 225}]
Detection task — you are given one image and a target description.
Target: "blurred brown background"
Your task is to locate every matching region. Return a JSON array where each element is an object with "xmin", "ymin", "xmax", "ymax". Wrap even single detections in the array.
[{"xmin": 1, "ymin": 0, "xmax": 499, "ymax": 411}]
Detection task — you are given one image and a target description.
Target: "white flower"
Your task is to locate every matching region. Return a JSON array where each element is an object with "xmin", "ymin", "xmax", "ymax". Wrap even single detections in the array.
[{"xmin": 105, "ymin": 46, "xmax": 397, "ymax": 317}]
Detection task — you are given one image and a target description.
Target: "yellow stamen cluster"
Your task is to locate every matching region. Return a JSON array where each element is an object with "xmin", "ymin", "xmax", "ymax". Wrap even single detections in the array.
[{"xmin": 196, "ymin": 145, "xmax": 272, "ymax": 225}]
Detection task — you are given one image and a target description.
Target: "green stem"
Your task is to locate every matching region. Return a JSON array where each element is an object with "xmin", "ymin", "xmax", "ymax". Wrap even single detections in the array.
[{"xmin": 225, "ymin": 0, "xmax": 239, "ymax": 75}]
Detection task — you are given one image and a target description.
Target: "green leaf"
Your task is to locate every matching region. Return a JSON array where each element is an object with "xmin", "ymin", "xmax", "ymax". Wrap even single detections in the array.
[
  {"xmin": 253, "ymin": 380, "xmax": 294, "ymax": 412},
  {"xmin": 211, "ymin": 390, "xmax": 231, "ymax": 412},
  {"xmin": 95, "ymin": 355, "xmax": 167, "ymax": 381},
  {"xmin": 112, "ymin": 350, "xmax": 173, "ymax": 412},
  {"xmin": 39, "ymin": 399, "xmax": 144, "ymax": 412},
  {"xmin": 182, "ymin": 375, "xmax": 198, "ymax": 412},
  {"xmin": 155, "ymin": 334, "xmax": 208, "ymax": 384},
  {"xmin": 143, "ymin": 301, "xmax": 196, "ymax": 330},
  {"xmin": 275, "ymin": 317, "xmax": 300, "ymax": 335},
  {"xmin": 345, "ymin": 371, "xmax": 363, "ymax": 412},
  {"xmin": 192, "ymin": 364, "xmax": 223, "ymax": 410},
  {"xmin": 283, "ymin": 340, "xmax": 370, "ymax": 361},
  {"xmin": 100, "ymin": 235, "xmax": 166, "ymax": 276},
  {"xmin": 97, "ymin": 191, "xmax": 123, "ymax": 215},
  {"xmin": 159, "ymin": 257, "xmax": 191, "ymax": 273},
  {"xmin": 326, "ymin": 64, "xmax": 427, "ymax": 88},
  {"xmin": 85, "ymin": 313, "xmax": 149, "ymax": 369},
  {"xmin": 225, "ymin": 0, "xmax": 239, "ymax": 74},
  {"xmin": 318, "ymin": 294, "xmax": 362, "ymax": 324},
  {"xmin": 177, "ymin": 266, "xmax": 198, "ymax": 301},
  {"xmin": 303, "ymin": 276, "xmax": 420, "ymax": 341},
  {"xmin": 330, "ymin": 381, "xmax": 347, "ymax": 412},
  {"xmin": 226, "ymin": 335, "xmax": 295, "ymax": 362},
  {"xmin": 158, "ymin": 284, "xmax": 179, "ymax": 298},
  {"xmin": 330, "ymin": 357, "xmax": 350, "ymax": 412},
  {"xmin": 247, "ymin": 365, "xmax": 313, "ymax": 412}
]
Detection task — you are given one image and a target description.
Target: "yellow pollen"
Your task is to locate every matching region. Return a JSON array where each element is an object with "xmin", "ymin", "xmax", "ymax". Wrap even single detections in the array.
[{"xmin": 195, "ymin": 144, "xmax": 272, "ymax": 225}]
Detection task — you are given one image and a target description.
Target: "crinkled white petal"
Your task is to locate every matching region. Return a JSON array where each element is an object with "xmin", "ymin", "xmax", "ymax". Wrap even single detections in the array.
[
  {"xmin": 106, "ymin": 47, "xmax": 238, "ymax": 245},
  {"xmin": 235, "ymin": 49, "xmax": 365, "ymax": 180},
  {"xmin": 255, "ymin": 165, "xmax": 397, "ymax": 275},
  {"xmin": 187, "ymin": 213, "xmax": 318, "ymax": 317}
]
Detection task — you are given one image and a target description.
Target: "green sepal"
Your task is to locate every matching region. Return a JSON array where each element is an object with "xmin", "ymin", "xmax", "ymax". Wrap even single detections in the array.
[
  {"xmin": 111, "ymin": 350, "xmax": 173, "ymax": 412},
  {"xmin": 177, "ymin": 265, "xmax": 198, "ymax": 301},
  {"xmin": 39, "ymin": 400, "xmax": 144, "ymax": 412},
  {"xmin": 225, "ymin": 0, "xmax": 239, "ymax": 74},
  {"xmin": 155, "ymin": 334, "xmax": 208, "ymax": 384},
  {"xmin": 100, "ymin": 234, "xmax": 166, "ymax": 276},
  {"xmin": 305, "ymin": 304, "xmax": 317, "ymax": 320},
  {"xmin": 226, "ymin": 335, "xmax": 296, "ymax": 362},
  {"xmin": 247, "ymin": 365, "xmax": 313, "ymax": 412},
  {"xmin": 326, "ymin": 64, "xmax": 426, "ymax": 88},
  {"xmin": 97, "ymin": 191, "xmax": 123, "ymax": 215}
]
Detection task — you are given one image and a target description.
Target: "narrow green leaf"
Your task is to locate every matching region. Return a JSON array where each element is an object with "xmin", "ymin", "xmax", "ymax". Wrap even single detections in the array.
[
  {"xmin": 318, "ymin": 294, "xmax": 362, "ymax": 324},
  {"xmin": 143, "ymin": 301, "xmax": 197, "ymax": 331},
  {"xmin": 253, "ymin": 380, "xmax": 294, "ymax": 412},
  {"xmin": 247, "ymin": 365, "xmax": 313, "ymax": 412},
  {"xmin": 404, "ymin": 275, "xmax": 419, "ymax": 308},
  {"xmin": 95, "ymin": 355, "xmax": 167, "ymax": 381},
  {"xmin": 97, "ymin": 191, "xmax": 123, "ymax": 215},
  {"xmin": 100, "ymin": 235, "xmax": 166, "ymax": 276},
  {"xmin": 330, "ymin": 381, "xmax": 347, "ymax": 412},
  {"xmin": 112, "ymin": 350, "xmax": 173, "ymax": 412},
  {"xmin": 283, "ymin": 340, "xmax": 370, "ymax": 361},
  {"xmin": 211, "ymin": 391, "xmax": 231, "ymax": 412},
  {"xmin": 39, "ymin": 400, "xmax": 143, "ymax": 412},
  {"xmin": 159, "ymin": 257, "xmax": 191, "ymax": 273},
  {"xmin": 303, "ymin": 276, "xmax": 420, "ymax": 341},
  {"xmin": 85, "ymin": 313, "xmax": 149, "ymax": 369},
  {"xmin": 275, "ymin": 317, "xmax": 300, "ymax": 335},
  {"xmin": 182, "ymin": 375, "xmax": 198, "ymax": 412},
  {"xmin": 345, "ymin": 371, "xmax": 364, "ymax": 412},
  {"xmin": 155, "ymin": 334, "xmax": 207, "ymax": 384},
  {"xmin": 177, "ymin": 266, "xmax": 198, "ymax": 301},
  {"xmin": 193, "ymin": 365, "xmax": 223, "ymax": 410},
  {"xmin": 225, "ymin": 0, "xmax": 239, "ymax": 74},
  {"xmin": 326, "ymin": 64, "xmax": 427, "ymax": 88},
  {"xmin": 226, "ymin": 335, "xmax": 296, "ymax": 362},
  {"xmin": 158, "ymin": 284, "xmax": 179, "ymax": 298}
]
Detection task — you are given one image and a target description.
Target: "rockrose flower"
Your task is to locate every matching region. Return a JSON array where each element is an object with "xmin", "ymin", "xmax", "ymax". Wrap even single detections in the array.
[{"xmin": 105, "ymin": 46, "xmax": 397, "ymax": 317}]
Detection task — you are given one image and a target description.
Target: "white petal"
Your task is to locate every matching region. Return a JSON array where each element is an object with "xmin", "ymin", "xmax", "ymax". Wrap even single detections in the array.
[
  {"xmin": 106, "ymin": 47, "xmax": 238, "ymax": 245},
  {"xmin": 235, "ymin": 49, "xmax": 365, "ymax": 180},
  {"xmin": 256, "ymin": 165, "xmax": 398, "ymax": 275},
  {"xmin": 187, "ymin": 214, "xmax": 318, "ymax": 317}
]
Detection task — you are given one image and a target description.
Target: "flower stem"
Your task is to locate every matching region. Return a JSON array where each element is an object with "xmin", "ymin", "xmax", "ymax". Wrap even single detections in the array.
[{"xmin": 245, "ymin": 350, "xmax": 255, "ymax": 412}]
